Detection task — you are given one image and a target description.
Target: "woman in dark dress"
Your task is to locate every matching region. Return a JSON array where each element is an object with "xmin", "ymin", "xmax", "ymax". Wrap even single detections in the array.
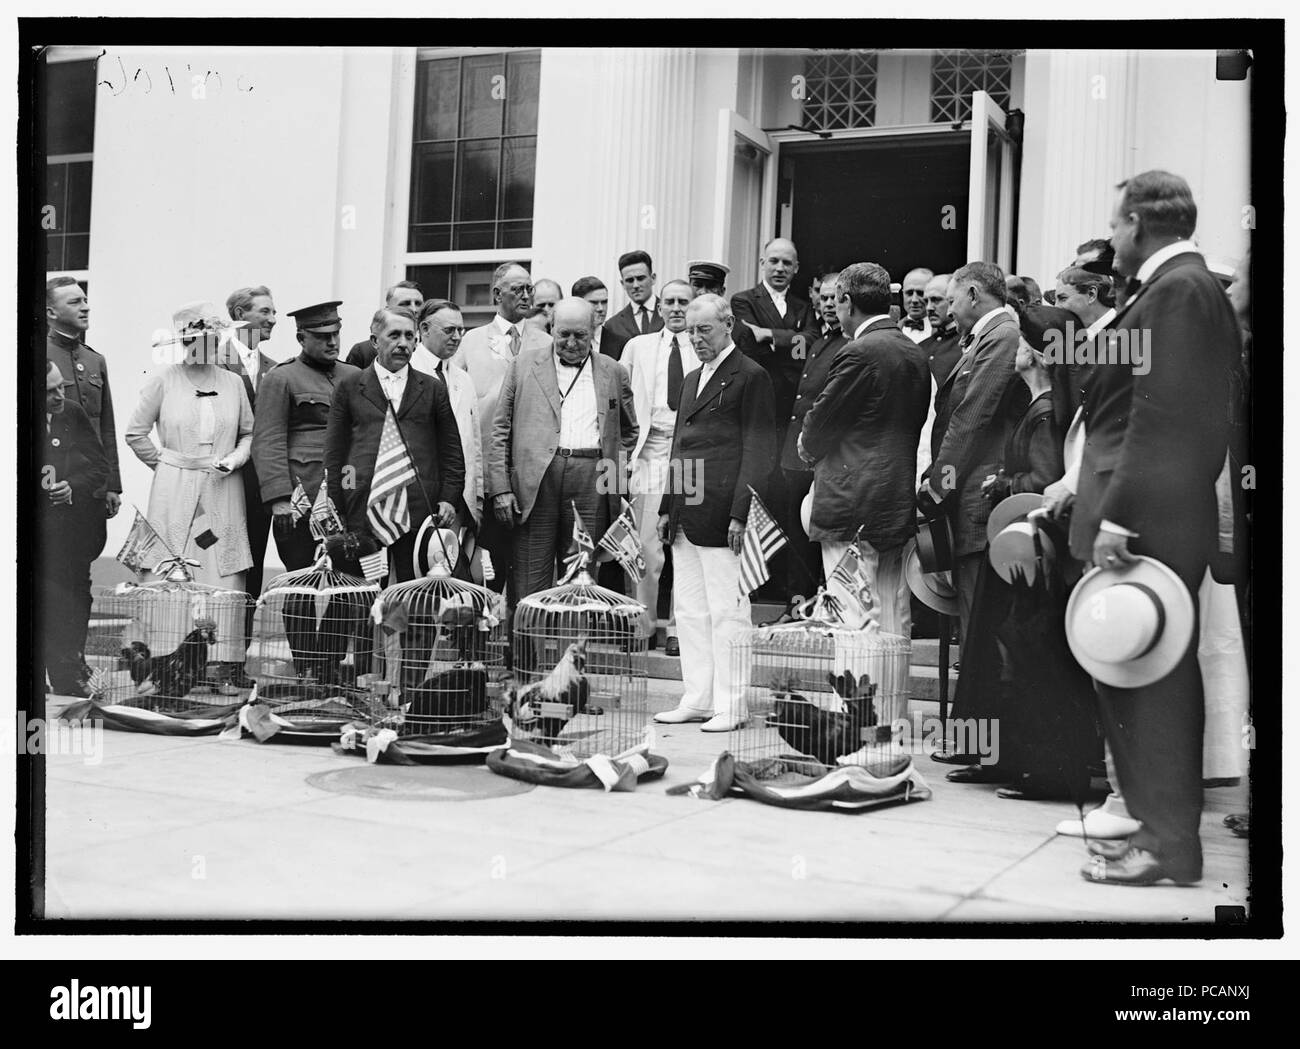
[{"xmin": 945, "ymin": 306, "xmax": 1101, "ymax": 800}]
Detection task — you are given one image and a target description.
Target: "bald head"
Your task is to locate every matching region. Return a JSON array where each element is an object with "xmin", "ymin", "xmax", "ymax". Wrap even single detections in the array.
[
  {"xmin": 760, "ymin": 238, "xmax": 799, "ymax": 293},
  {"xmin": 551, "ymin": 297, "xmax": 595, "ymax": 366}
]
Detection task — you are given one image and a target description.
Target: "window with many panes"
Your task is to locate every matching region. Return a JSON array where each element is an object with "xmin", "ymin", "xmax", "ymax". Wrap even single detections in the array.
[
  {"xmin": 408, "ymin": 49, "xmax": 540, "ymax": 253},
  {"xmin": 802, "ymin": 50, "xmax": 878, "ymax": 131},
  {"xmin": 930, "ymin": 50, "xmax": 1016, "ymax": 123},
  {"xmin": 41, "ymin": 55, "xmax": 97, "ymax": 273}
]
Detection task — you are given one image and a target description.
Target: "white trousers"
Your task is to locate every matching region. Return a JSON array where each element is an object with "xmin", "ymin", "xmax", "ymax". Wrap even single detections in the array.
[
  {"xmin": 820, "ymin": 537, "xmax": 912, "ymax": 641},
  {"xmin": 672, "ymin": 534, "xmax": 751, "ymax": 717},
  {"xmin": 631, "ymin": 431, "xmax": 675, "ymax": 635}
]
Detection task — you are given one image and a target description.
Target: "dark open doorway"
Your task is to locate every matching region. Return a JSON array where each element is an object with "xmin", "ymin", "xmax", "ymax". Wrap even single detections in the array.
[{"xmin": 782, "ymin": 133, "xmax": 971, "ymax": 297}]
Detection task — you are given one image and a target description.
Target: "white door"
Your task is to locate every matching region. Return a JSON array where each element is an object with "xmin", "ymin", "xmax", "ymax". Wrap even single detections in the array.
[
  {"xmin": 966, "ymin": 90, "xmax": 1017, "ymax": 269},
  {"xmin": 712, "ymin": 110, "xmax": 776, "ymax": 289}
]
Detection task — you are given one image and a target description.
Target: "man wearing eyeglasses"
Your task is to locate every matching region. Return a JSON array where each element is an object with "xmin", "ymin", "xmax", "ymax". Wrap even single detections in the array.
[
  {"xmin": 415, "ymin": 297, "xmax": 483, "ymax": 574},
  {"xmin": 455, "ymin": 261, "xmax": 552, "ymax": 593},
  {"xmin": 655, "ymin": 294, "xmax": 775, "ymax": 733}
]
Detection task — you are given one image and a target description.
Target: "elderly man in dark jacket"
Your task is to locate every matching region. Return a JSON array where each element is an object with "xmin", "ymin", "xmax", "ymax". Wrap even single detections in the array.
[{"xmin": 799, "ymin": 262, "xmax": 931, "ymax": 638}]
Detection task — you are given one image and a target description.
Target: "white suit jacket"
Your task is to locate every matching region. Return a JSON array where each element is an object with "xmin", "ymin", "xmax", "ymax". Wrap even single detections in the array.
[
  {"xmin": 412, "ymin": 347, "xmax": 483, "ymax": 525},
  {"xmin": 452, "ymin": 317, "xmax": 553, "ymax": 452},
  {"xmin": 620, "ymin": 329, "xmax": 699, "ymax": 464}
]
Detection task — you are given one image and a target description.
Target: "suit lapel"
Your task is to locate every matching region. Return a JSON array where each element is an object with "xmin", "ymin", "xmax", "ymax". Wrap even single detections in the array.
[
  {"xmin": 532, "ymin": 353, "xmax": 562, "ymax": 419},
  {"xmin": 939, "ymin": 312, "xmax": 1013, "ymax": 393},
  {"xmin": 397, "ymin": 370, "xmax": 427, "ymax": 420},
  {"xmin": 591, "ymin": 354, "xmax": 609, "ymax": 434},
  {"xmin": 360, "ymin": 366, "xmax": 389, "ymax": 414},
  {"xmin": 685, "ymin": 349, "xmax": 741, "ymax": 420},
  {"xmin": 754, "ymin": 286, "xmax": 784, "ymax": 330}
]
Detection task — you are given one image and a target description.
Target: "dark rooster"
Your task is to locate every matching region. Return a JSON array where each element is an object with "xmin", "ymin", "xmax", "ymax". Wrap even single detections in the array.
[
  {"xmin": 771, "ymin": 670, "xmax": 893, "ymax": 770},
  {"xmin": 124, "ymin": 623, "xmax": 217, "ymax": 702},
  {"xmin": 503, "ymin": 637, "xmax": 591, "ymax": 743}
]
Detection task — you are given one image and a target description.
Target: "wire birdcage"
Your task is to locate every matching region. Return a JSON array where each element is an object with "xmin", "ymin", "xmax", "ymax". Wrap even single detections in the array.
[
  {"xmin": 249, "ymin": 556, "xmax": 380, "ymax": 724},
  {"xmin": 89, "ymin": 559, "xmax": 254, "ymax": 713},
  {"xmin": 367, "ymin": 569, "xmax": 510, "ymax": 741},
  {"xmin": 508, "ymin": 561, "xmax": 653, "ymax": 760},
  {"xmin": 729, "ymin": 590, "xmax": 913, "ymax": 779}
]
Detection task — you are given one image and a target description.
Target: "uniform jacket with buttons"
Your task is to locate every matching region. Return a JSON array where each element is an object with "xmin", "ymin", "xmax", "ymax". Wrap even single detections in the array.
[
  {"xmin": 487, "ymin": 346, "xmax": 638, "ymax": 526},
  {"xmin": 42, "ymin": 401, "xmax": 109, "ymax": 517},
  {"xmin": 252, "ymin": 355, "xmax": 361, "ymax": 505},
  {"xmin": 46, "ymin": 330, "xmax": 120, "ymax": 495},
  {"xmin": 800, "ymin": 318, "xmax": 931, "ymax": 548},
  {"xmin": 780, "ymin": 330, "xmax": 847, "ymax": 473},
  {"xmin": 659, "ymin": 348, "xmax": 775, "ymax": 547}
]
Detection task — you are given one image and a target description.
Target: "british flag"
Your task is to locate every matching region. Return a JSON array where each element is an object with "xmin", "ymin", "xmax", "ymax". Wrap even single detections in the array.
[{"xmin": 366, "ymin": 407, "xmax": 417, "ymax": 546}]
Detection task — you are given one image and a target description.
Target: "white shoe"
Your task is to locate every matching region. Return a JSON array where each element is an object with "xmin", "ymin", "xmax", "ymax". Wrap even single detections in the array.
[
  {"xmin": 701, "ymin": 712, "xmax": 747, "ymax": 733},
  {"xmin": 1056, "ymin": 809, "xmax": 1142, "ymax": 839},
  {"xmin": 654, "ymin": 705, "xmax": 712, "ymax": 724}
]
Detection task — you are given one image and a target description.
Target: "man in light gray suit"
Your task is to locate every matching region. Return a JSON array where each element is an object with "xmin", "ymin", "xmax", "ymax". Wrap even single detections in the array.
[
  {"xmin": 487, "ymin": 298, "xmax": 638, "ymax": 604},
  {"xmin": 454, "ymin": 261, "xmax": 552, "ymax": 593}
]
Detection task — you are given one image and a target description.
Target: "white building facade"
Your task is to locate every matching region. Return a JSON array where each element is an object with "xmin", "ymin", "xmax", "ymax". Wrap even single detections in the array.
[{"xmin": 40, "ymin": 45, "xmax": 1252, "ymax": 559}]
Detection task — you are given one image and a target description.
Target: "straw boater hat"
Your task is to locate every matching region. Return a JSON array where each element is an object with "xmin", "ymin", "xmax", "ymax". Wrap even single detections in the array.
[
  {"xmin": 903, "ymin": 538, "xmax": 958, "ymax": 616},
  {"xmin": 1065, "ymin": 555, "xmax": 1195, "ymax": 688},
  {"xmin": 986, "ymin": 492, "xmax": 1057, "ymax": 586},
  {"xmin": 153, "ymin": 301, "xmax": 246, "ymax": 346},
  {"xmin": 412, "ymin": 519, "xmax": 461, "ymax": 578}
]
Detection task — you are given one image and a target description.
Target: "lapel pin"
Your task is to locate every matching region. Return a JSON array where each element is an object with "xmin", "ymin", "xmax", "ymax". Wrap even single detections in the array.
[{"xmin": 51, "ymin": 437, "xmax": 61, "ymax": 447}]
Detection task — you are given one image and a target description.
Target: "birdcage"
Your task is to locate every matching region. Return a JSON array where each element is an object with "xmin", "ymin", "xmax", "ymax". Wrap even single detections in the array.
[
  {"xmin": 507, "ymin": 562, "xmax": 653, "ymax": 761},
  {"xmin": 247, "ymin": 555, "xmax": 380, "ymax": 727},
  {"xmin": 366, "ymin": 569, "xmax": 510, "ymax": 744},
  {"xmin": 728, "ymin": 591, "xmax": 913, "ymax": 780},
  {"xmin": 88, "ymin": 559, "xmax": 255, "ymax": 713}
]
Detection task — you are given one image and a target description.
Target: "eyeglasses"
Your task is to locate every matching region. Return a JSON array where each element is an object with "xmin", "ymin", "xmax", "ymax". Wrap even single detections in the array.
[
  {"xmin": 428, "ymin": 324, "xmax": 466, "ymax": 337},
  {"xmin": 504, "ymin": 283, "xmax": 534, "ymax": 296}
]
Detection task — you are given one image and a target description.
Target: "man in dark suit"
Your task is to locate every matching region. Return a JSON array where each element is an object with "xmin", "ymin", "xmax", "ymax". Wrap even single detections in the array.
[
  {"xmin": 325, "ymin": 306, "xmax": 465, "ymax": 584},
  {"xmin": 780, "ymin": 269, "xmax": 845, "ymax": 601},
  {"xmin": 920, "ymin": 262, "xmax": 1028, "ymax": 641},
  {"xmin": 221, "ymin": 285, "xmax": 278, "ymax": 680},
  {"xmin": 600, "ymin": 250, "xmax": 663, "ymax": 362},
  {"xmin": 487, "ymin": 298, "xmax": 638, "ymax": 604},
  {"xmin": 654, "ymin": 294, "xmax": 775, "ymax": 732},
  {"xmin": 731, "ymin": 238, "xmax": 820, "ymax": 602},
  {"xmin": 917, "ymin": 272, "xmax": 961, "ymax": 481},
  {"xmin": 800, "ymin": 263, "xmax": 931, "ymax": 641},
  {"xmin": 1071, "ymin": 171, "xmax": 1238, "ymax": 888},
  {"xmin": 344, "ymin": 281, "xmax": 424, "ymax": 369},
  {"xmin": 39, "ymin": 360, "xmax": 109, "ymax": 697}
]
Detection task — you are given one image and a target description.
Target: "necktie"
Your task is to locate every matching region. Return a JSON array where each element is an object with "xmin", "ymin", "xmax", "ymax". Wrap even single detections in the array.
[
  {"xmin": 433, "ymin": 363, "xmax": 445, "ymax": 385},
  {"xmin": 639, "ymin": 307, "xmax": 651, "ymax": 336},
  {"xmin": 903, "ymin": 317, "xmax": 926, "ymax": 331},
  {"xmin": 667, "ymin": 334, "xmax": 684, "ymax": 411},
  {"xmin": 509, "ymin": 325, "xmax": 521, "ymax": 357},
  {"xmin": 772, "ymin": 294, "xmax": 787, "ymax": 318},
  {"xmin": 959, "ymin": 332, "xmax": 975, "ymax": 350}
]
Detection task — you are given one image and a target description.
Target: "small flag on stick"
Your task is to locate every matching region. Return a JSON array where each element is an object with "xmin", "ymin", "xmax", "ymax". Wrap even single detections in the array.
[
  {"xmin": 359, "ymin": 546, "xmax": 389, "ymax": 583},
  {"xmin": 559, "ymin": 503, "xmax": 596, "ymax": 583},
  {"xmin": 116, "ymin": 509, "xmax": 168, "ymax": 574},
  {"xmin": 288, "ymin": 480, "xmax": 312, "ymax": 523},
  {"xmin": 598, "ymin": 498, "xmax": 646, "ymax": 584},
  {"xmin": 309, "ymin": 473, "xmax": 345, "ymax": 542},
  {"xmin": 366, "ymin": 409, "xmax": 417, "ymax": 546},
  {"xmin": 738, "ymin": 488, "xmax": 787, "ymax": 596},
  {"xmin": 825, "ymin": 539, "xmax": 879, "ymax": 629}
]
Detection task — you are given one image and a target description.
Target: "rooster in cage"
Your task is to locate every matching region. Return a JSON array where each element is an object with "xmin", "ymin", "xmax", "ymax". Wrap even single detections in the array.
[
  {"xmin": 771, "ymin": 669, "xmax": 882, "ymax": 768},
  {"xmin": 503, "ymin": 637, "xmax": 591, "ymax": 743},
  {"xmin": 120, "ymin": 622, "xmax": 217, "ymax": 701}
]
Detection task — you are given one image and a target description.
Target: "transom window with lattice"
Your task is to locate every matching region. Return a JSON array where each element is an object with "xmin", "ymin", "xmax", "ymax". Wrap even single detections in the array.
[
  {"xmin": 930, "ymin": 50, "xmax": 1016, "ymax": 123},
  {"xmin": 802, "ymin": 50, "xmax": 879, "ymax": 131}
]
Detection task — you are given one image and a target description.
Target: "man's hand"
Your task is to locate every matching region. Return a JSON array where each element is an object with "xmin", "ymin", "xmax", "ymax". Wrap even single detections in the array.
[
  {"xmin": 727, "ymin": 517, "xmax": 745, "ymax": 555},
  {"xmin": 493, "ymin": 493, "xmax": 520, "ymax": 525},
  {"xmin": 1092, "ymin": 529, "xmax": 1137, "ymax": 571},
  {"xmin": 48, "ymin": 480, "xmax": 73, "ymax": 506},
  {"xmin": 796, "ymin": 432, "xmax": 815, "ymax": 466},
  {"xmin": 916, "ymin": 483, "xmax": 944, "ymax": 521},
  {"xmin": 1042, "ymin": 478, "xmax": 1074, "ymax": 519},
  {"xmin": 742, "ymin": 319, "xmax": 773, "ymax": 345},
  {"xmin": 435, "ymin": 501, "xmax": 457, "ymax": 528},
  {"xmin": 657, "ymin": 514, "xmax": 674, "ymax": 546},
  {"xmin": 271, "ymin": 499, "xmax": 294, "ymax": 535},
  {"xmin": 105, "ymin": 491, "xmax": 121, "ymax": 517}
]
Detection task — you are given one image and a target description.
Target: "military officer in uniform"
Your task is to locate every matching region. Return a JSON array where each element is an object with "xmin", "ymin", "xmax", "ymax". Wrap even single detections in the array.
[{"xmin": 252, "ymin": 301, "xmax": 361, "ymax": 570}]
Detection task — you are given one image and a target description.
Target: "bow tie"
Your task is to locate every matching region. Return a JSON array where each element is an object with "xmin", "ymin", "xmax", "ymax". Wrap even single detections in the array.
[{"xmin": 902, "ymin": 317, "xmax": 927, "ymax": 331}]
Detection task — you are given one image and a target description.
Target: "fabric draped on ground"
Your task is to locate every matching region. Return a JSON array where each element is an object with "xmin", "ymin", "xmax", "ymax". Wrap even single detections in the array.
[
  {"xmin": 486, "ymin": 735, "xmax": 668, "ymax": 791},
  {"xmin": 59, "ymin": 699, "xmax": 242, "ymax": 736},
  {"xmin": 334, "ymin": 721, "xmax": 508, "ymax": 765},
  {"xmin": 669, "ymin": 750, "xmax": 932, "ymax": 812}
]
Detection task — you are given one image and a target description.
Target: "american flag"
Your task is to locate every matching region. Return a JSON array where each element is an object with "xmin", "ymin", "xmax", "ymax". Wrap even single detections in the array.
[
  {"xmin": 358, "ymin": 546, "xmax": 388, "ymax": 583},
  {"xmin": 826, "ymin": 541, "xmax": 878, "ymax": 628},
  {"xmin": 738, "ymin": 488, "xmax": 787, "ymax": 596},
  {"xmin": 288, "ymin": 480, "xmax": 312, "ymax": 523},
  {"xmin": 308, "ymin": 473, "xmax": 344, "ymax": 541},
  {"xmin": 366, "ymin": 407, "xmax": 417, "ymax": 546},
  {"xmin": 598, "ymin": 499, "xmax": 646, "ymax": 584}
]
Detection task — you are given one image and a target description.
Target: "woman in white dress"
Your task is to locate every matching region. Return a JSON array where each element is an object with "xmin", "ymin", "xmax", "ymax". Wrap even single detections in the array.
[{"xmin": 125, "ymin": 303, "xmax": 255, "ymax": 678}]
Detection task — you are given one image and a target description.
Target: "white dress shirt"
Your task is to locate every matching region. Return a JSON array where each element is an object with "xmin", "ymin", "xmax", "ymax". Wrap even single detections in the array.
[
  {"xmin": 377, "ymin": 363, "xmax": 410, "ymax": 407},
  {"xmin": 698, "ymin": 343, "xmax": 735, "ymax": 390},
  {"xmin": 1061, "ymin": 307, "xmax": 1118, "ymax": 495},
  {"xmin": 223, "ymin": 330, "xmax": 262, "ymax": 390},
  {"xmin": 763, "ymin": 281, "xmax": 788, "ymax": 318},
  {"xmin": 968, "ymin": 304, "xmax": 1013, "ymax": 343},
  {"xmin": 651, "ymin": 329, "xmax": 699, "ymax": 433},
  {"xmin": 901, "ymin": 316, "xmax": 932, "ymax": 344},
  {"xmin": 555, "ymin": 352, "xmax": 599, "ymax": 448},
  {"xmin": 411, "ymin": 345, "xmax": 449, "ymax": 381},
  {"xmin": 491, "ymin": 312, "xmax": 523, "ymax": 352},
  {"xmin": 632, "ymin": 295, "xmax": 658, "ymax": 334},
  {"xmin": 853, "ymin": 314, "xmax": 893, "ymax": 340}
]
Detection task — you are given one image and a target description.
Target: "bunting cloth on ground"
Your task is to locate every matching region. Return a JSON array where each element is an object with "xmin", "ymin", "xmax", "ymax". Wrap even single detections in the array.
[
  {"xmin": 59, "ymin": 699, "xmax": 242, "ymax": 737},
  {"xmin": 487, "ymin": 735, "xmax": 669, "ymax": 792},
  {"xmin": 333, "ymin": 721, "xmax": 508, "ymax": 765},
  {"xmin": 667, "ymin": 751, "xmax": 932, "ymax": 812},
  {"xmin": 739, "ymin": 489, "xmax": 787, "ymax": 596},
  {"xmin": 220, "ymin": 697, "xmax": 366, "ymax": 746}
]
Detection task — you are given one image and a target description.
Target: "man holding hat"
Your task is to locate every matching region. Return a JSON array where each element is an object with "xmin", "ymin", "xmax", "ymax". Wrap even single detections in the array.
[
  {"xmin": 252, "ymin": 301, "xmax": 361, "ymax": 571},
  {"xmin": 1069, "ymin": 171, "xmax": 1240, "ymax": 887}
]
